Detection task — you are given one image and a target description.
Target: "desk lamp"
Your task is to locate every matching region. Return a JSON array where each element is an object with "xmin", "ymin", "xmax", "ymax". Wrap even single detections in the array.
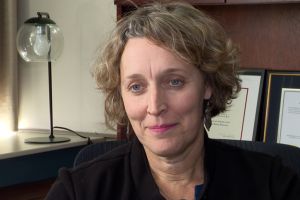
[{"xmin": 16, "ymin": 12, "xmax": 70, "ymax": 143}]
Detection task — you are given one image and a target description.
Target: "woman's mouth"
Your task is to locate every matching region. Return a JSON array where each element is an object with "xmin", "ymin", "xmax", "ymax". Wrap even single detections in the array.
[{"xmin": 147, "ymin": 124, "xmax": 177, "ymax": 134}]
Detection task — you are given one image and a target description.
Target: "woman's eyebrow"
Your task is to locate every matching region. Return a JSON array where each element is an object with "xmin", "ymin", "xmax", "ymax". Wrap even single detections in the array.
[
  {"xmin": 161, "ymin": 68, "xmax": 189, "ymax": 75},
  {"xmin": 121, "ymin": 74, "xmax": 146, "ymax": 86},
  {"xmin": 123, "ymin": 73, "xmax": 144, "ymax": 80},
  {"xmin": 123, "ymin": 68, "xmax": 188, "ymax": 80}
]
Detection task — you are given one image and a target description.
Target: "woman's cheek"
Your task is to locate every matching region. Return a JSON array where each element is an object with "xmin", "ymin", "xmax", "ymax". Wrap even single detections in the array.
[{"xmin": 123, "ymin": 96, "xmax": 146, "ymax": 121}]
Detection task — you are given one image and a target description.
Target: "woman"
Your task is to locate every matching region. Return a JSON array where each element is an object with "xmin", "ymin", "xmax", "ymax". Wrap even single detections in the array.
[{"xmin": 45, "ymin": 1, "xmax": 300, "ymax": 200}]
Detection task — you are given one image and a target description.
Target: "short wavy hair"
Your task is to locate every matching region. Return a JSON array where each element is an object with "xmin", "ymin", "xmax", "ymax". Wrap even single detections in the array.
[{"xmin": 94, "ymin": 1, "xmax": 241, "ymax": 130}]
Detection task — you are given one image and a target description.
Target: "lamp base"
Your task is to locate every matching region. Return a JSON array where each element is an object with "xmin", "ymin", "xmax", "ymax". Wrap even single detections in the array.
[{"xmin": 25, "ymin": 136, "xmax": 70, "ymax": 144}]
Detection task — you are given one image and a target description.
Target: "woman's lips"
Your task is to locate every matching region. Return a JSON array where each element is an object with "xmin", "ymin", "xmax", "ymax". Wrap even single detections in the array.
[{"xmin": 147, "ymin": 124, "xmax": 177, "ymax": 134}]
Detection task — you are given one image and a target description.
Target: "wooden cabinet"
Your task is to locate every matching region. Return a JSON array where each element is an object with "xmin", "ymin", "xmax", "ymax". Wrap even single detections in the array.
[
  {"xmin": 115, "ymin": 0, "xmax": 225, "ymax": 19},
  {"xmin": 185, "ymin": 0, "xmax": 225, "ymax": 3},
  {"xmin": 227, "ymin": 0, "xmax": 300, "ymax": 3},
  {"xmin": 114, "ymin": 0, "xmax": 300, "ymax": 70},
  {"xmin": 199, "ymin": 3, "xmax": 300, "ymax": 70},
  {"xmin": 0, "ymin": 143, "xmax": 87, "ymax": 200},
  {"xmin": 0, "ymin": 179, "xmax": 54, "ymax": 200}
]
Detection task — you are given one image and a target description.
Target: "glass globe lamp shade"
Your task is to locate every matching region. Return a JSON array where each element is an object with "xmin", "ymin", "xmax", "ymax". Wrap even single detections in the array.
[
  {"xmin": 16, "ymin": 15, "xmax": 64, "ymax": 62},
  {"xmin": 16, "ymin": 13, "xmax": 70, "ymax": 144}
]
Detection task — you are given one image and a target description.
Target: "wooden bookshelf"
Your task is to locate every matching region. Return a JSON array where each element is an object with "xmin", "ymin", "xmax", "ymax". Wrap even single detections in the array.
[{"xmin": 114, "ymin": 0, "xmax": 300, "ymax": 70}]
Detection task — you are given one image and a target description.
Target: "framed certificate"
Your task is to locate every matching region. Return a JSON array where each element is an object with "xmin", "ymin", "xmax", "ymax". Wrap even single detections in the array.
[
  {"xmin": 263, "ymin": 71, "xmax": 300, "ymax": 147},
  {"xmin": 208, "ymin": 69, "xmax": 265, "ymax": 141}
]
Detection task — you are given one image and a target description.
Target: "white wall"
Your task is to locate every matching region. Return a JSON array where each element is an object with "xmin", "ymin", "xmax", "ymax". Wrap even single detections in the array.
[{"xmin": 17, "ymin": 0, "xmax": 116, "ymax": 134}]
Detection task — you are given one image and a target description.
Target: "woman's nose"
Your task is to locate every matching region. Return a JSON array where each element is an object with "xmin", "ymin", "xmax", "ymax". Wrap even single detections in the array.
[{"xmin": 147, "ymin": 86, "xmax": 167, "ymax": 116}]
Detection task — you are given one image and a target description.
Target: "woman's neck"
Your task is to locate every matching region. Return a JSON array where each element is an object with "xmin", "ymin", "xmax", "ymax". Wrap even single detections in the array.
[{"xmin": 144, "ymin": 133, "xmax": 205, "ymax": 200}]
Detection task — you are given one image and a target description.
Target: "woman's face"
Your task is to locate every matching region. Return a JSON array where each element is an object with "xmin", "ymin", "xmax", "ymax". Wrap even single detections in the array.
[{"xmin": 120, "ymin": 38, "xmax": 211, "ymax": 158}]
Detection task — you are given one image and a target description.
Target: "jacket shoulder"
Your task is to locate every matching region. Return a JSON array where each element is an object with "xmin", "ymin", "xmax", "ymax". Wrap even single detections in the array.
[{"xmin": 46, "ymin": 142, "xmax": 134, "ymax": 200}]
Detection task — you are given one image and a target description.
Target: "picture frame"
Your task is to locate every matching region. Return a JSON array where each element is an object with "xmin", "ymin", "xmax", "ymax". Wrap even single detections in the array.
[
  {"xmin": 208, "ymin": 69, "xmax": 265, "ymax": 141},
  {"xmin": 263, "ymin": 71, "xmax": 300, "ymax": 147}
]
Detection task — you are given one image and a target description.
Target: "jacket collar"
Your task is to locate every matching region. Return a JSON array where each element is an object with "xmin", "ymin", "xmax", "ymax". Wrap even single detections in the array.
[
  {"xmin": 130, "ymin": 137, "xmax": 165, "ymax": 200},
  {"xmin": 130, "ymin": 133, "xmax": 216, "ymax": 200}
]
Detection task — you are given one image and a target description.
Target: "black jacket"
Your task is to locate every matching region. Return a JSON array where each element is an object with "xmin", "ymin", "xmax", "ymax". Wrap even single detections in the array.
[{"xmin": 45, "ymin": 136, "xmax": 300, "ymax": 200}]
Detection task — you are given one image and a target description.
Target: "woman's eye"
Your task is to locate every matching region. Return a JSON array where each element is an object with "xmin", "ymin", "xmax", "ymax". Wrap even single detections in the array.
[
  {"xmin": 169, "ymin": 79, "xmax": 184, "ymax": 87},
  {"xmin": 129, "ymin": 84, "xmax": 142, "ymax": 93}
]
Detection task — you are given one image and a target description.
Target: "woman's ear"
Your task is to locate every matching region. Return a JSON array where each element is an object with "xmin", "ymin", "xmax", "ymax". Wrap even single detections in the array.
[{"xmin": 204, "ymin": 84, "xmax": 212, "ymax": 100}]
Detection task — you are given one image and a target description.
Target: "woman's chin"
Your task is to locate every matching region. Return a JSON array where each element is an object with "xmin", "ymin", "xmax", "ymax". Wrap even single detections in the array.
[{"xmin": 143, "ymin": 141, "xmax": 184, "ymax": 158}]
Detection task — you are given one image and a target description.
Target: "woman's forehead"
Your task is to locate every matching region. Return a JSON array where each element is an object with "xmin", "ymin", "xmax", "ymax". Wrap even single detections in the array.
[{"xmin": 121, "ymin": 38, "xmax": 190, "ymax": 65}]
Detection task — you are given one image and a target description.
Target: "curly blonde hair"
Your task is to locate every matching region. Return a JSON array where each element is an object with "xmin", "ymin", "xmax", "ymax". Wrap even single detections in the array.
[{"xmin": 94, "ymin": 1, "xmax": 241, "ymax": 130}]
